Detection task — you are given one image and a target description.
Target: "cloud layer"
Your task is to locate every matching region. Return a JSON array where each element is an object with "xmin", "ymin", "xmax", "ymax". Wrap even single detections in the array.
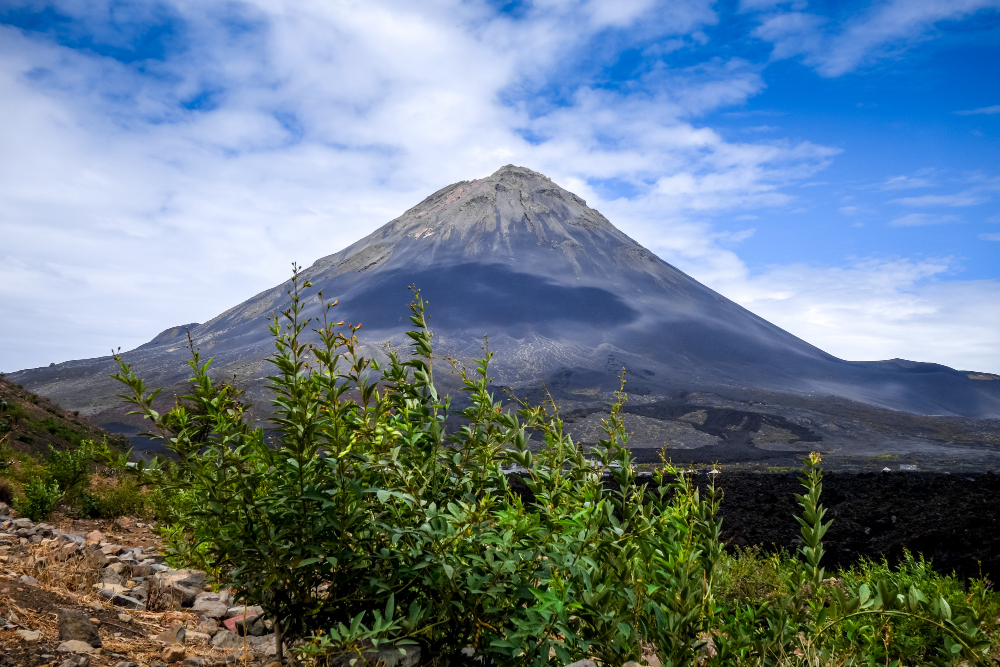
[{"xmin": 1, "ymin": 0, "xmax": 999, "ymax": 374}]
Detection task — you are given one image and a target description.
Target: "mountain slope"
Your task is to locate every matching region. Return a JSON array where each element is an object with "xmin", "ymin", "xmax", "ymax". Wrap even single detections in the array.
[{"xmin": 8, "ymin": 166, "xmax": 1000, "ymax": 463}]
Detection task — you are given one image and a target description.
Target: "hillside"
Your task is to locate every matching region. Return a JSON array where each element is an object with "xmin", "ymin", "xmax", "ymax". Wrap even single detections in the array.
[{"xmin": 0, "ymin": 375, "xmax": 129, "ymax": 457}]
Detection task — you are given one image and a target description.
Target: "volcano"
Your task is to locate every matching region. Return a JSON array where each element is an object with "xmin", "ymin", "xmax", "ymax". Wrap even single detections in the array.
[{"xmin": 10, "ymin": 166, "xmax": 1000, "ymax": 467}]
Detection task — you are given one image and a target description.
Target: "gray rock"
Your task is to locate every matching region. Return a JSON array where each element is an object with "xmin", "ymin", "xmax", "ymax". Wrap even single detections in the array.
[
  {"xmin": 194, "ymin": 618, "xmax": 219, "ymax": 637},
  {"xmin": 116, "ymin": 662, "xmax": 138, "ymax": 667},
  {"xmin": 239, "ymin": 614, "xmax": 268, "ymax": 637},
  {"xmin": 153, "ymin": 569, "xmax": 207, "ymax": 608},
  {"xmin": 58, "ymin": 640, "xmax": 98, "ymax": 654},
  {"xmin": 60, "ymin": 657, "xmax": 91, "ymax": 667},
  {"xmin": 191, "ymin": 592, "xmax": 228, "ymax": 619},
  {"xmin": 58, "ymin": 609, "xmax": 102, "ymax": 648},
  {"xmin": 100, "ymin": 570, "xmax": 126, "ymax": 587},
  {"xmin": 12, "ymin": 518, "xmax": 33, "ymax": 529},
  {"xmin": 347, "ymin": 643, "xmax": 420, "ymax": 667},
  {"xmin": 19, "ymin": 574, "xmax": 39, "ymax": 586},
  {"xmin": 132, "ymin": 563, "xmax": 155, "ymax": 577},
  {"xmin": 105, "ymin": 562, "xmax": 127, "ymax": 575},
  {"xmin": 225, "ymin": 604, "xmax": 263, "ymax": 619},
  {"xmin": 247, "ymin": 634, "xmax": 276, "ymax": 658},
  {"xmin": 96, "ymin": 587, "xmax": 146, "ymax": 610},
  {"xmin": 156, "ymin": 623, "xmax": 187, "ymax": 645},
  {"xmin": 563, "ymin": 661, "xmax": 597, "ymax": 667},
  {"xmin": 210, "ymin": 629, "xmax": 244, "ymax": 649},
  {"xmin": 16, "ymin": 629, "xmax": 43, "ymax": 641}
]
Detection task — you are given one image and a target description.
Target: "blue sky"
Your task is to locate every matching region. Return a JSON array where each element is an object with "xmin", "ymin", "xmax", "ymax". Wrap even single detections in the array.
[{"xmin": 1, "ymin": 0, "xmax": 998, "ymax": 373}]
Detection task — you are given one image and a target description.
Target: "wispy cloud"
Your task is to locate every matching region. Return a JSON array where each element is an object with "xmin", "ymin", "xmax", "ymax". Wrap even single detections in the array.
[
  {"xmin": 751, "ymin": 0, "xmax": 1000, "ymax": 77},
  {"xmin": 879, "ymin": 174, "xmax": 934, "ymax": 190},
  {"xmin": 1, "ymin": 0, "xmax": 998, "ymax": 375},
  {"xmin": 956, "ymin": 105, "xmax": 1000, "ymax": 115},
  {"xmin": 0, "ymin": 0, "xmax": 832, "ymax": 371},
  {"xmin": 889, "ymin": 213, "xmax": 961, "ymax": 226},
  {"xmin": 981, "ymin": 233, "xmax": 1000, "ymax": 241},
  {"xmin": 892, "ymin": 193, "xmax": 987, "ymax": 207},
  {"xmin": 722, "ymin": 257, "xmax": 1000, "ymax": 372}
]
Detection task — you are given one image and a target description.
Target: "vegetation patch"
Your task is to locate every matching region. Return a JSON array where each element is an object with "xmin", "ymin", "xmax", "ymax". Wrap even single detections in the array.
[{"xmin": 101, "ymin": 269, "xmax": 1000, "ymax": 666}]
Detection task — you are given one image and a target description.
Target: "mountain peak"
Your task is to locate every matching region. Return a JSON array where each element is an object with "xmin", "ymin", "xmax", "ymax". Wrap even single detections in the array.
[{"xmin": 308, "ymin": 165, "xmax": 640, "ymax": 282}]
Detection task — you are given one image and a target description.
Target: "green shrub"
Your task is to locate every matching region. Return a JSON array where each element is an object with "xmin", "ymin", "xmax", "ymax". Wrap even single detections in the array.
[
  {"xmin": 114, "ymin": 270, "xmax": 996, "ymax": 667},
  {"xmin": 15, "ymin": 478, "xmax": 62, "ymax": 521},
  {"xmin": 4, "ymin": 403, "xmax": 29, "ymax": 424},
  {"xmin": 0, "ymin": 435, "xmax": 14, "ymax": 464},
  {"xmin": 718, "ymin": 545, "xmax": 791, "ymax": 606},
  {"xmin": 47, "ymin": 442, "xmax": 94, "ymax": 500},
  {"xmin": 145, "ymin": 478, "xmax": 197, "ymax": 526},
  {"xmin": 80, "ymin": 477, "xmax": 146, "ymax": 520},
  {"xmin": 29, "ymin": 417, "xmax": 84, "ymax": 446},
  {"xmin": 11, "ymin": 453, "xmax": 47, "ymax": 486}
]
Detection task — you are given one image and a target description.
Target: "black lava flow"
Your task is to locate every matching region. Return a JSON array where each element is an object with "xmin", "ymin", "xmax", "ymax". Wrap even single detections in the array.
[{"xmin": 507, "ymin": 471, "xmax": 1000, "ymax": 581}]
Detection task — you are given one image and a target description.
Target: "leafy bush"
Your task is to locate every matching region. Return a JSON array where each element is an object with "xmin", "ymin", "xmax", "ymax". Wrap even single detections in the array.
[
  {"xmin": 29, "ymin": 417, "xmax": 84, "ymax": 446},
  {"xmin": 114, "ymin": 269, "xmax": 996, "ymax": 667},
  {"xmin": 143, "ymin": 460, "xmax": 199, "ymax": 525},
  {"xmin": 2, "ymin": 402, "xmax": 29, "ymax": 425},
  {"xmin": 15, "ymin": 478, "xmax": 62, "ymax": 521},
  {"xmin": 718, "ymin": 545, "xmax": 791, "ymax": 607},
  {"xmin": 47, "ymin": 442, "xmax": 94, "ymax": 500},
  {"xmin": 834, "ymin": 552, "xmax": 1000, "ymax": 665},
  {"xmin": 80, "ymin": 476, "xmax": 146, "ymax": 520}
]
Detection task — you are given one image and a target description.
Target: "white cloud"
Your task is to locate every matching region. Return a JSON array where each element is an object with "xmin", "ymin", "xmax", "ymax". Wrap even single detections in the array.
[
  {"xmin": 892, "ymin": 193, "xmax": 988, "ymax": 207},
  {"xmin": 981, "ymin": 233, "xmax": 1000, "ymax": 241},
  {"xmin": 889, "ymin": 213, "xmax": 961, "ymax": 226},
  {"xmin": 956, "ymin": 105, "xmax": 1000, "ymax": 115},
  {"xmin": 1, "ymin": 0, "xmax": 998, "ymax": 379},
  {"xmin": 715, "ymin": 258, "xmax": 1000, "ymax": 372},
  {"xmin": 752, "ymin": 0, "xmax": 1000, "ymax": 77},
  {"xmin": 879, "ymin": 174, "xmax": 934, "ymax": 190}
]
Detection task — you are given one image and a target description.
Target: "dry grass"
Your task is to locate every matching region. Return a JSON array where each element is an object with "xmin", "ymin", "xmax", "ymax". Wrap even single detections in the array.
[{"xmin": 0, "ymin": 529, "xmax": 255, "ymax": 666}]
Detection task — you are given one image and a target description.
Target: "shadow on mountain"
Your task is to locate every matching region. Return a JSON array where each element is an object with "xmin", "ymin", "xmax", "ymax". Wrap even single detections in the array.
[{"xmin": 338, "ymin": 263, "xmax": 640, "ymax": 331}]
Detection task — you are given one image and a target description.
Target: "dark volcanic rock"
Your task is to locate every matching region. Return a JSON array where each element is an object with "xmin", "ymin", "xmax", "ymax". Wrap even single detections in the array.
[
  {"xmin": 58, "ymin": 609, "xmax": 102, "ymax": 648},
  {"xmin": 698, "ymin": 471, "xmax": 1000, "ymax": 579}
]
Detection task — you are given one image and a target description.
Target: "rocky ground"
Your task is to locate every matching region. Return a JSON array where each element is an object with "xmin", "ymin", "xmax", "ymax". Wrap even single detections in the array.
[{"xmin": 0, "ymin": 506, "xmax": 288, "ymax": 667}]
